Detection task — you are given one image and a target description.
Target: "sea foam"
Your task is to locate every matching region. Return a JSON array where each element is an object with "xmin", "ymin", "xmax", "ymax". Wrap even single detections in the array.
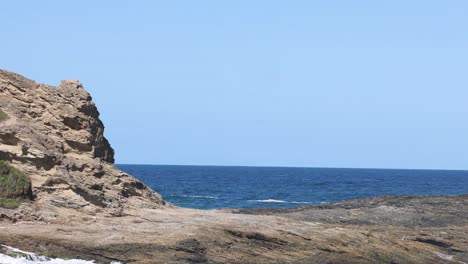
[{"xmin": 0, "ymin": 245, "xmax": 121, "ymax": 264}]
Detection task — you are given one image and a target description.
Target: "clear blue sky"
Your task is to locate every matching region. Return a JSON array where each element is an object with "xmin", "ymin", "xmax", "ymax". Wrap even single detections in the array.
[{"xmin": 1, "ymin": 1, "xmax": 467, "ymax": 169}]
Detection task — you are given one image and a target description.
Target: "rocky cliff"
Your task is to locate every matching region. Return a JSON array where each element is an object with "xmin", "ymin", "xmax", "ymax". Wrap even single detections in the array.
[{"xmin": 0, "ymin": 69, "xmax": 164, "ymax": 220}]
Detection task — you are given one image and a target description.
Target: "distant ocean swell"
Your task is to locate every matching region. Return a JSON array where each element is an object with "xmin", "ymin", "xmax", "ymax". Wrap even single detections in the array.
[
  {"xmin": 117, "ymin": 165, "xmax": 468, "ymax": 210},
  {"xmin": 167, "ymin": 194, "xmax": 312, "ymax": 204},
  {"xmin": 168, "ymin": 195, "xmax": 314, "ymax": 204},
  {"xmin": 167, "ymin": 194, "xmax": 217, "ymax": 199},
  {"xmin": 248, "ymin": 199, "xmax": 313, "ymax": 204}
]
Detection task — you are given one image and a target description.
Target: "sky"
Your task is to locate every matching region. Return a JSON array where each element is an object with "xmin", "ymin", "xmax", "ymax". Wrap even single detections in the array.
[{"xmin": 1, "ymin": 1, "xmax": 467, "ymax": 169}]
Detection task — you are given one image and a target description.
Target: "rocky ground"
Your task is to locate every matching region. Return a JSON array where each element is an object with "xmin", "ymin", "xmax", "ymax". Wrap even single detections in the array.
[
  {"xmin": 0, "ymin": 69, "xmax": 467, "ymax": 263},
  {"xmin": 0, "ymin": 195, "xmax": 467, "ymax": 263}
]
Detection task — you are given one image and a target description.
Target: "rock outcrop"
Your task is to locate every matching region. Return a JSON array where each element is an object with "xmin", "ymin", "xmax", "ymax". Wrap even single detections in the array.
[{"xmin": 0, "ymin": 69, "xmax": 164, "ymax": 219}]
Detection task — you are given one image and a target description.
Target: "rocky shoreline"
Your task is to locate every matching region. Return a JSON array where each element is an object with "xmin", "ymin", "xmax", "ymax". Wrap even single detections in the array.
[
  {"xmin": 0, "ymin": 195, "xmax": 467, "ymax": 263},
  {"xmin": 0, "ymin": 69, "xmax": 467, "ymax": 263},
  {"xmin": 234, "ymin": 194, "xmax": 468, "ymax": 227}
]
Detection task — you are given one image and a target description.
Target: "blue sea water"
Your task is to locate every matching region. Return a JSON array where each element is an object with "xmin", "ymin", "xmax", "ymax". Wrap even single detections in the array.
[{"xmin": 117, "ymin": 165, "xmax": 468, "ymax": 209}]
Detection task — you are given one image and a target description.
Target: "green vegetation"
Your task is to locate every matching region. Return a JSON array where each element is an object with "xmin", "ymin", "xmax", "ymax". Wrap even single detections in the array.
[
  {"xmin": 0, "ymin": 108, "xmax": 8, "ymax": 122},
  {"xmin": 0, "ymin": 161, "xmax": 32, "ymax": 208},
  {"xmin": 0, "ymin": 198, "xmax": 21, "ymax": 209}
]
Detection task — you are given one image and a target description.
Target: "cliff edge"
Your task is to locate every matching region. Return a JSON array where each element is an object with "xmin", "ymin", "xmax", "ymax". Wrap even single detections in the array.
[{"xmin": 0, "ymin": 69, "xmax": 164, "ymax": 221}]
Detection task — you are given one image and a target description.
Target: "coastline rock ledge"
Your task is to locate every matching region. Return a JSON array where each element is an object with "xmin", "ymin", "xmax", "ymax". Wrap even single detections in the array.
[{"xmin": 0, "ymin": 69, "xmax": 164, "ymax": 221}]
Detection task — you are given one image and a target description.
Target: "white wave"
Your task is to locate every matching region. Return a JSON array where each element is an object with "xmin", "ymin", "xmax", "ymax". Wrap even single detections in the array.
[
  {"xmin": 0, "ymin": 245, "xmax": 121, "ymax": 264},
  {"xmin": 250, "ymin": 199, "xmax": 312, "ymax": 204}
]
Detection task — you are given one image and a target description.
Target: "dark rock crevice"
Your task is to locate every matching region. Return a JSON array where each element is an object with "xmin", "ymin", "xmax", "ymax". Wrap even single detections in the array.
[{"xmin": 0, "ymin": 132, "xmax": 21, "ymax": 145}]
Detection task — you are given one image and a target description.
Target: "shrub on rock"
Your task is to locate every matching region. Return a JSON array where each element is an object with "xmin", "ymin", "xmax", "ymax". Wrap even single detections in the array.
[{"xmin": 0, "ymin": 161, "xmax": 32, "ymax": 207}]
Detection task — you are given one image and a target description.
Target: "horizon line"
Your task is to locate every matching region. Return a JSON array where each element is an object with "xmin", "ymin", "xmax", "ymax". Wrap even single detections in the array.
[{"xmin": 114, "ymin": 163, "xmax": 468, "ymax": 172}]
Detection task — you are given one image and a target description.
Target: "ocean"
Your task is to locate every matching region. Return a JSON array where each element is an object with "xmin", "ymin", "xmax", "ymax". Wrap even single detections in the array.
[{"xmin": 117, "ymin": 165, "xmax": 468, "ymax": 209}]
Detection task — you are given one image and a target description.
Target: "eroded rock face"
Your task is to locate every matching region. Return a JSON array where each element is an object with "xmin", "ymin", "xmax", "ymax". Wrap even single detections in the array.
[{"xmin": 0, "ymin": 69, "xmax": 164, "ymax": 219}]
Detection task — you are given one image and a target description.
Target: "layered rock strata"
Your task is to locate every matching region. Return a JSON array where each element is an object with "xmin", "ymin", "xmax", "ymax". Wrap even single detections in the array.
[{"xmin": 0, "ymin": 69, "xmax": 164, "ymax": 220}]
